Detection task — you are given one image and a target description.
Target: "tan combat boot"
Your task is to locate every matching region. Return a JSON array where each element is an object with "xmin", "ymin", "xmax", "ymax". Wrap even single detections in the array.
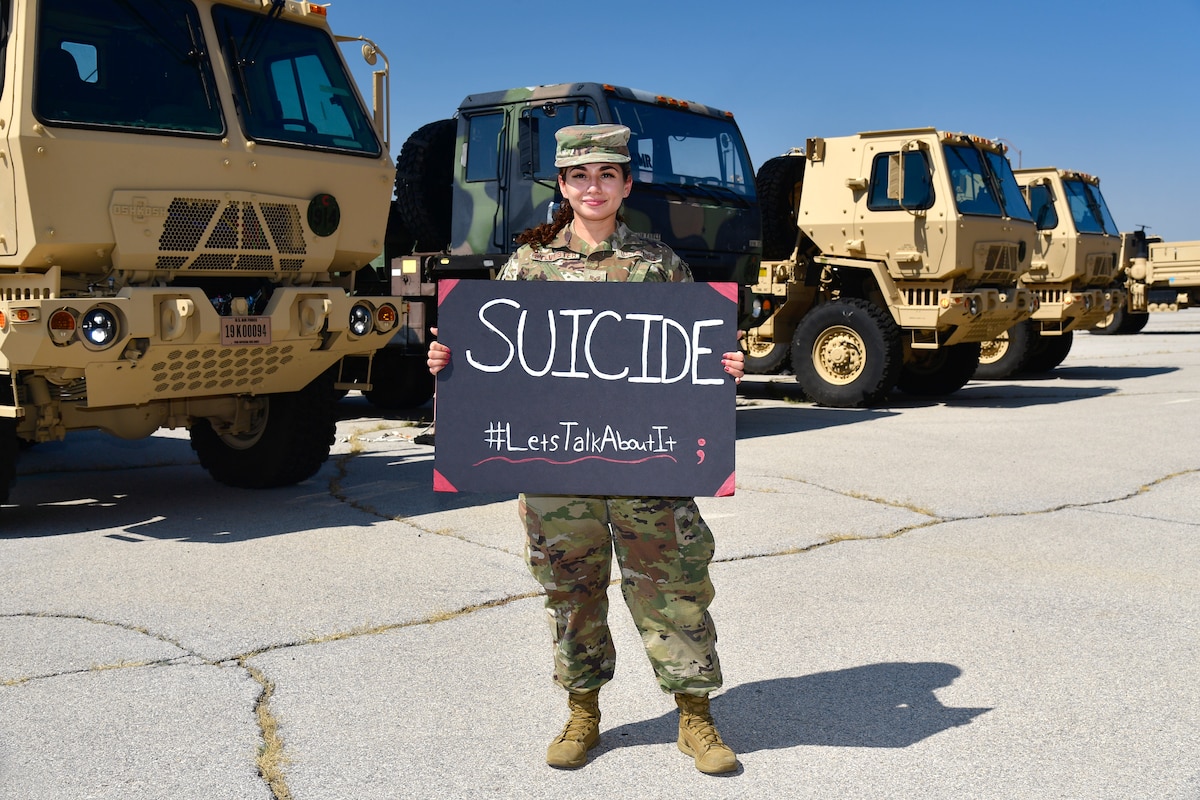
[
  {"xmin": 545, "ymin": 689, "xmax": 601, "ymax": 769},
  {"xmin": 675, "ymin": 693, "xmax": 738, "ymax": 774}
]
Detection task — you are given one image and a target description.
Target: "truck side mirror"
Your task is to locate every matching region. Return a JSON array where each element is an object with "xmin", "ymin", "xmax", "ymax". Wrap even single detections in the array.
[
  {"xmin": 886, "ymin": 153, "xmax": 904, "ymax": 202},
  {"xmin": 519, "ymin": 116, "xmax": 540, "ymax": 179}
]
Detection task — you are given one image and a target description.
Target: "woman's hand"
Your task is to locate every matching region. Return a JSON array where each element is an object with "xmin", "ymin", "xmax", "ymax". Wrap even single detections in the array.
[
  {"xmin": 428, "ymin": 327, "xmax": 451, "ymax": 376},
  {"xmin": 721, "ymin": 348, "xmax": 745, "ymax": 384}
]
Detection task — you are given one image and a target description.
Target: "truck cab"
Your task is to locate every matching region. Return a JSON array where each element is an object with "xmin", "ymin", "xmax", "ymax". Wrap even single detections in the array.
[
  {"xmin": 972, "ymin": 168, "xmax": 1123, "ymax": 377},
  {"xmin": 387, "ymin": 82, "xmax": 762, "ymax": 336},
  {"xmin": 1, "ymin": 0, "xmax": 403, "ymax": 499}
]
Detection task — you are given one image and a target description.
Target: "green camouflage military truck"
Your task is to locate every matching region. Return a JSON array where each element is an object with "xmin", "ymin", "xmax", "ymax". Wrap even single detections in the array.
[
  {"xmin": 973, "ymin": 168, "xmax": 1124, "ymax": 378},
  {"xmin": 1091, "ymin": 232, "xmax": 1200, "ymax": 334},
  {"xmin": 744, "ymin": 129, "xmax": 1036, "ymax": 406},
  {"xmin": 0, "ymin": 0, "xmax": 406, "ymax": 502},
  {"xmin": 376, "ymin": 82, "xmax": 761, "ymax": 407}
]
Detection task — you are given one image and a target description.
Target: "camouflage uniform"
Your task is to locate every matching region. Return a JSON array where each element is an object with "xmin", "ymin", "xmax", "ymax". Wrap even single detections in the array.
[{"xmin": 501, "ymin": 218, "xmax": 723, "ymax": 697}]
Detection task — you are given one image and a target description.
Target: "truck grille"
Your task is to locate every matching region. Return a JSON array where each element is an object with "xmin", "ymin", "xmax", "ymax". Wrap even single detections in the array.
[
  {"xmin": 155, "ymin": 197, "xmax": 308, "ymax": 272},
  {"xmin": 1087, "ymin": 253, "xmax": 1117, "ymax": 282},
  {"xmin": 975, "ymin": 243, "xmax": 1019, "ymax": 284},
  {"xmin": 903, "ymin": 287, "xmax": 942, "ymax": 307}
]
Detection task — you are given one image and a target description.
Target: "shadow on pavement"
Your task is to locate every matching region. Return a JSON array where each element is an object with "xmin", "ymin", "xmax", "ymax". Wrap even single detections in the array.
[
  {"xmin": 735, "ymin": 405, "xmax": 898, "ymax": 439},
  {"xmin": 599, "ymin": 662, "xmax": 990, "ymax": 757}
]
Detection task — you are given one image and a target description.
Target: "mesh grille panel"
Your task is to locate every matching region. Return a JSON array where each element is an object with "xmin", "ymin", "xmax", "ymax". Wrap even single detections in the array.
[
  {"xmin": 261, "ymin": 203, "xmax": 306, "ymax": 255},
  {"xmin": 151, "ymin": 345, "xmax": 297, "ymax": 394},
  {"xmin": 153, "ymin": 196, "xmax": 309, "ymax": 272}
]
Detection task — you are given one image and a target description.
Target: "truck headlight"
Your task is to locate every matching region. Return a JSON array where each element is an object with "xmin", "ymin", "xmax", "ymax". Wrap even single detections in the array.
[
  {"xmin": 80, "ymin": 306, "xmax": 120, "ymax": 350},
  {"xmin": 349, "ymin": 303, "xmax": 373, "ymax": 336}
]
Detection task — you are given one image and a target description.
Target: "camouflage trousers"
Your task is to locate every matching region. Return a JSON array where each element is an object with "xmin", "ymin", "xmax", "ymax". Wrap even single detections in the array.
[{"xmin": 520, "ymin": 493, "xmax": 722, "ymax": 696}]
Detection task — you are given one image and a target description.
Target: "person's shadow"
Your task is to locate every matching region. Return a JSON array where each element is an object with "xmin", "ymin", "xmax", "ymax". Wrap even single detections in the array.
[{"xmin": 600, "ymin": 662, "xmax": 989, "ymax": 763}]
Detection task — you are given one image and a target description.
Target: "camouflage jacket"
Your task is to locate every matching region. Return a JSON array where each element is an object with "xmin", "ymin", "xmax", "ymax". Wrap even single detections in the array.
[{"xmin": 497, "ymin": 221, "xmax": 693, "ymax": 283}]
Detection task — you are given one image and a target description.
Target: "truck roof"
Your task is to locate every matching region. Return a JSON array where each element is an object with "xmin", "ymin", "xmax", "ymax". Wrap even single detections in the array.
[{"xmin": 457, "ymin": 82, "xmax": 736, "ymax": 121}]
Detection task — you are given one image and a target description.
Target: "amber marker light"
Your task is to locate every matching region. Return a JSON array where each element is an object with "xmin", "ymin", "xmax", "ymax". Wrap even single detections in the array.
[
  {"xmin": 375, "ymin": 303, "xmax": 398, "ymax": 332},
  {"xmin": 48, "ymin": 309, "xmax": 77, "ymax": 345}
]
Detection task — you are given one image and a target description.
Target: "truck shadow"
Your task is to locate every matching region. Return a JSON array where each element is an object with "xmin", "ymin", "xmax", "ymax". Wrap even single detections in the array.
[
  {"xmin": 1012, "ymin": 365, "xmax": 1176, "ymax": 381},
  {"xmin": 885, "ymin": 383, "xmax": 1119, "ymax": 409},
  {"xmin": 736, "ymin": 404, "xmax": 899, "ymax": 439},
  {"xmin": 598, "ymin": 662, "xmax": 989, "ymax": 758},
  {"xmin": 0, "ymin": 460, "xmax": 373, "ymax": 542}
]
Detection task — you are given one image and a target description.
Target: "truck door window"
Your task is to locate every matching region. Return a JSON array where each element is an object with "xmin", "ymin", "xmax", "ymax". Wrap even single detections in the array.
[
  {"xmin": 0, "ymin": 0, "xmax": 9, "ymax": 89},
  {"xmin": 867, "ymin": 151, "xmax": 934, "ymax": 210},
  {"xmin": 465, "ymin": 113, "xmax": 505, "ymax": 182},
  {"xmin": 519, "ymin": 102, "xmax": 598, "ymax": 180},
  {"xmin": 212, "ymin": 5, "xmax": 380, "ymax": 156},
  {"xmin": 1026, "ymin": 184, "xmax": 1058, "ymax": 230},
  {"xmin": 34, "ymin": 0, "xmax": 223, "ymax": 134}
]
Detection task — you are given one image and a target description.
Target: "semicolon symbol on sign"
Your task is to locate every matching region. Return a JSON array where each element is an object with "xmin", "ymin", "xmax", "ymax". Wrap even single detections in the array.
[{"xmin": 697, "ymin": 438, "xmax": 706, "ymax": 465}]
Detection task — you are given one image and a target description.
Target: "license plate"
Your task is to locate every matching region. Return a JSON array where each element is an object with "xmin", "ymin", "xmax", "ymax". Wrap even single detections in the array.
[{"xmin": 221, "ymin": 316, "xmax": 272, "ymax": 345}]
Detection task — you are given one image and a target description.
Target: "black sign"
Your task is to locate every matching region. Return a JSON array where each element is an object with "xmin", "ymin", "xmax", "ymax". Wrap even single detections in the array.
[{"xmin": 432, "ymin": 279, "xmax": 737, "ymax": 497}]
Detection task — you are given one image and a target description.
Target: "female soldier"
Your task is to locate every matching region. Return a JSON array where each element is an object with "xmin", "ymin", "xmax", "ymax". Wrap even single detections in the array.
[{"xmin": 428, "ymin": 124, "xmax": 743, "ymax": 774}]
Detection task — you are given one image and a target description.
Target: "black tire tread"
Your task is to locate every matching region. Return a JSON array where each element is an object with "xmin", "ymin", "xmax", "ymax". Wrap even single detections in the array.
[{"xmin": 190, "ymin": 373, "xmax": 337, "ymax": 489}]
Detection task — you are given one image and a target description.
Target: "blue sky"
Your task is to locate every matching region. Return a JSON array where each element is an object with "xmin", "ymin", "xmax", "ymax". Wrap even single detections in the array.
[{"xmin": 331, "ymin": 0, "xmax": 1200, "ymax": 242}]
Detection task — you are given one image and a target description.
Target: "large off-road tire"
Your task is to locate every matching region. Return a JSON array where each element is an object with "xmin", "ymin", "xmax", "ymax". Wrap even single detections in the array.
[
  {"xmin": 755, "ymin": 154, "xmax": 806, "ymax": 261},
  {"xmin": 898, "ymin": 342, "xmax": 982, "ymax": 397},
  {"xmin": 365, "ymin": 351, "xmax": 435, "ymax": 410},
  {"xmin": 974, "ymin": 320, "xmax": 1034, "ymax": 380},
  {"xmin": 792, "ymin": 298, "xmax": 902, "ymax": 407},
  {"xmin": 1121, "ymin": 312, "xmax": 1151, "ymax": 334},
  {"xmin": 739, "ymin": 327, "xmax": 790, "ymax": 374},
  {"xmin": 1023, "ymin": 330, "xmax": 1074, "ymax": 373},
  {"xmin": 1091, "ymin": 306, "xmax": 1149, "ymax": 335},
  {"xmin": 394, "ymin": 119, "xmax": 456, "ymax": 250},
  {"xmin": 0, "ymin": 418, "xmax": 17, "ymax": 504},
  {"xmin": 190, "ymin": 372, "xmax": 337, "ymax": 489}
]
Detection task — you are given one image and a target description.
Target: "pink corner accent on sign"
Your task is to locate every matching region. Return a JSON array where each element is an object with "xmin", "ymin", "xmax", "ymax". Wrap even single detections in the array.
[
  {"xmin": 716, "ymin": 472, "xmax": 736, "ymax": 497},
  {"xmin": 437, "ymin": 279, "xmax": 460, "ymax": 305},
  {"xmin": 708, "ymin": 281, "xmax": 738, "ymax": 304},
  {"xmin": 433, "ymin": 469, "xmax": 458, "ymax": 492}
]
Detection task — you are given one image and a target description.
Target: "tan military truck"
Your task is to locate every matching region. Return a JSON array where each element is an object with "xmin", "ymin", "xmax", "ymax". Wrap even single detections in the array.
[
  {"xmin": 0, "ymin": 0, "xmax": 406, "ymax": 502},
  {"xmin": 744, "ymin": 129, "xmax": 1035, "ymax": 406},
  {"xmin": 1092, "ymin": 231, "xmax": 1200, "ymax": 334},
  {"xmin": 974, "ymin": 168, "xmax": 1123, "ymax": 378}
]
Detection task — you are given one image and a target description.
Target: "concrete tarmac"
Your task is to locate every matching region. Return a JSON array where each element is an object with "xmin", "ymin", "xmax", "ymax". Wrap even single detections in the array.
[{"xmin": 2, "ymin": 314, "xmax": 1198, "ymax": 800}]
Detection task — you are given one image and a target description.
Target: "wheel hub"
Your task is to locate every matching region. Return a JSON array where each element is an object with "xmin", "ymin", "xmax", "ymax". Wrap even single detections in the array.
[
  {"xmin": 813, "ymin": 327, "xmax": 865, "ymax": 384},
  {"xmin": 978, "ymin": 332, "xmax": 1010, "ymax": 364}
]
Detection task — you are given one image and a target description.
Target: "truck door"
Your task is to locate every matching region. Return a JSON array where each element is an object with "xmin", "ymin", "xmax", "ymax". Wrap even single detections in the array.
[
  {"xmin": 456, "ymin": 110, "xmax": 507, "ymax": 255},
  {"xmin": 509, "ymin": 101, "xmax": 597, "ymax": 248},
  {"xmin": 861, "ymin": 140, "xmax": 948, "ymax": 275},
  {"xmin": 0, "ymin": 0, "xmax": 16, "ymax": 256}
]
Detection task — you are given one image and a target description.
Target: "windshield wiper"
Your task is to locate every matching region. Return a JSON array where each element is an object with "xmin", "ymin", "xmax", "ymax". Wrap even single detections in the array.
[{"xmin": 1082, "ymin": 185, "xmax": 1112, "ymax": 234}]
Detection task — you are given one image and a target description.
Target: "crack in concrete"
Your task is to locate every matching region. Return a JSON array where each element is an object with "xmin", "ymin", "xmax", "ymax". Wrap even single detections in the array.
[
  {"xmin": 6, "ymin": 459, "xmax": 1192, "ymax": 796},
  {"xmin": 714, "ymin": 467, "xmax": 1199, "ymax": 563},
  {"xmin": 1, "ymin": 591, "xmax": 540, "ymax": 800},
  {"xmin": 328, "ymin": 439, "xmax": 519, "ymax": 557}
]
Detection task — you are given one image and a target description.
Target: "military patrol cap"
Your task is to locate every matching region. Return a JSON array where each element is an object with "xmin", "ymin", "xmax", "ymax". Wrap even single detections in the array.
[{"xmin": 554, "ymin": 124, "xmax": 632, "ymax": 168}]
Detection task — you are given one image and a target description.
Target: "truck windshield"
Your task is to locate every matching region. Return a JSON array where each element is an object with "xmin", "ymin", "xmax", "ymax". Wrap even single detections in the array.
[
  {"xmin": 1062, "ymin": 179, "xmax": 1119, "ymax": 235},
  {"xmin": 944, "ymin": 143, "xmax": 1032, "ymax": 222},
  {"xmin": 212, "ymin": 6, "xmax": 381, "ymax": 156},
  {"xmin": 607, "ymin": 99, "xmax": 755, "ymax": 198},
  {"xmin": 34, "ymin": 0, "xmax": 222, "ymax": 134}
]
